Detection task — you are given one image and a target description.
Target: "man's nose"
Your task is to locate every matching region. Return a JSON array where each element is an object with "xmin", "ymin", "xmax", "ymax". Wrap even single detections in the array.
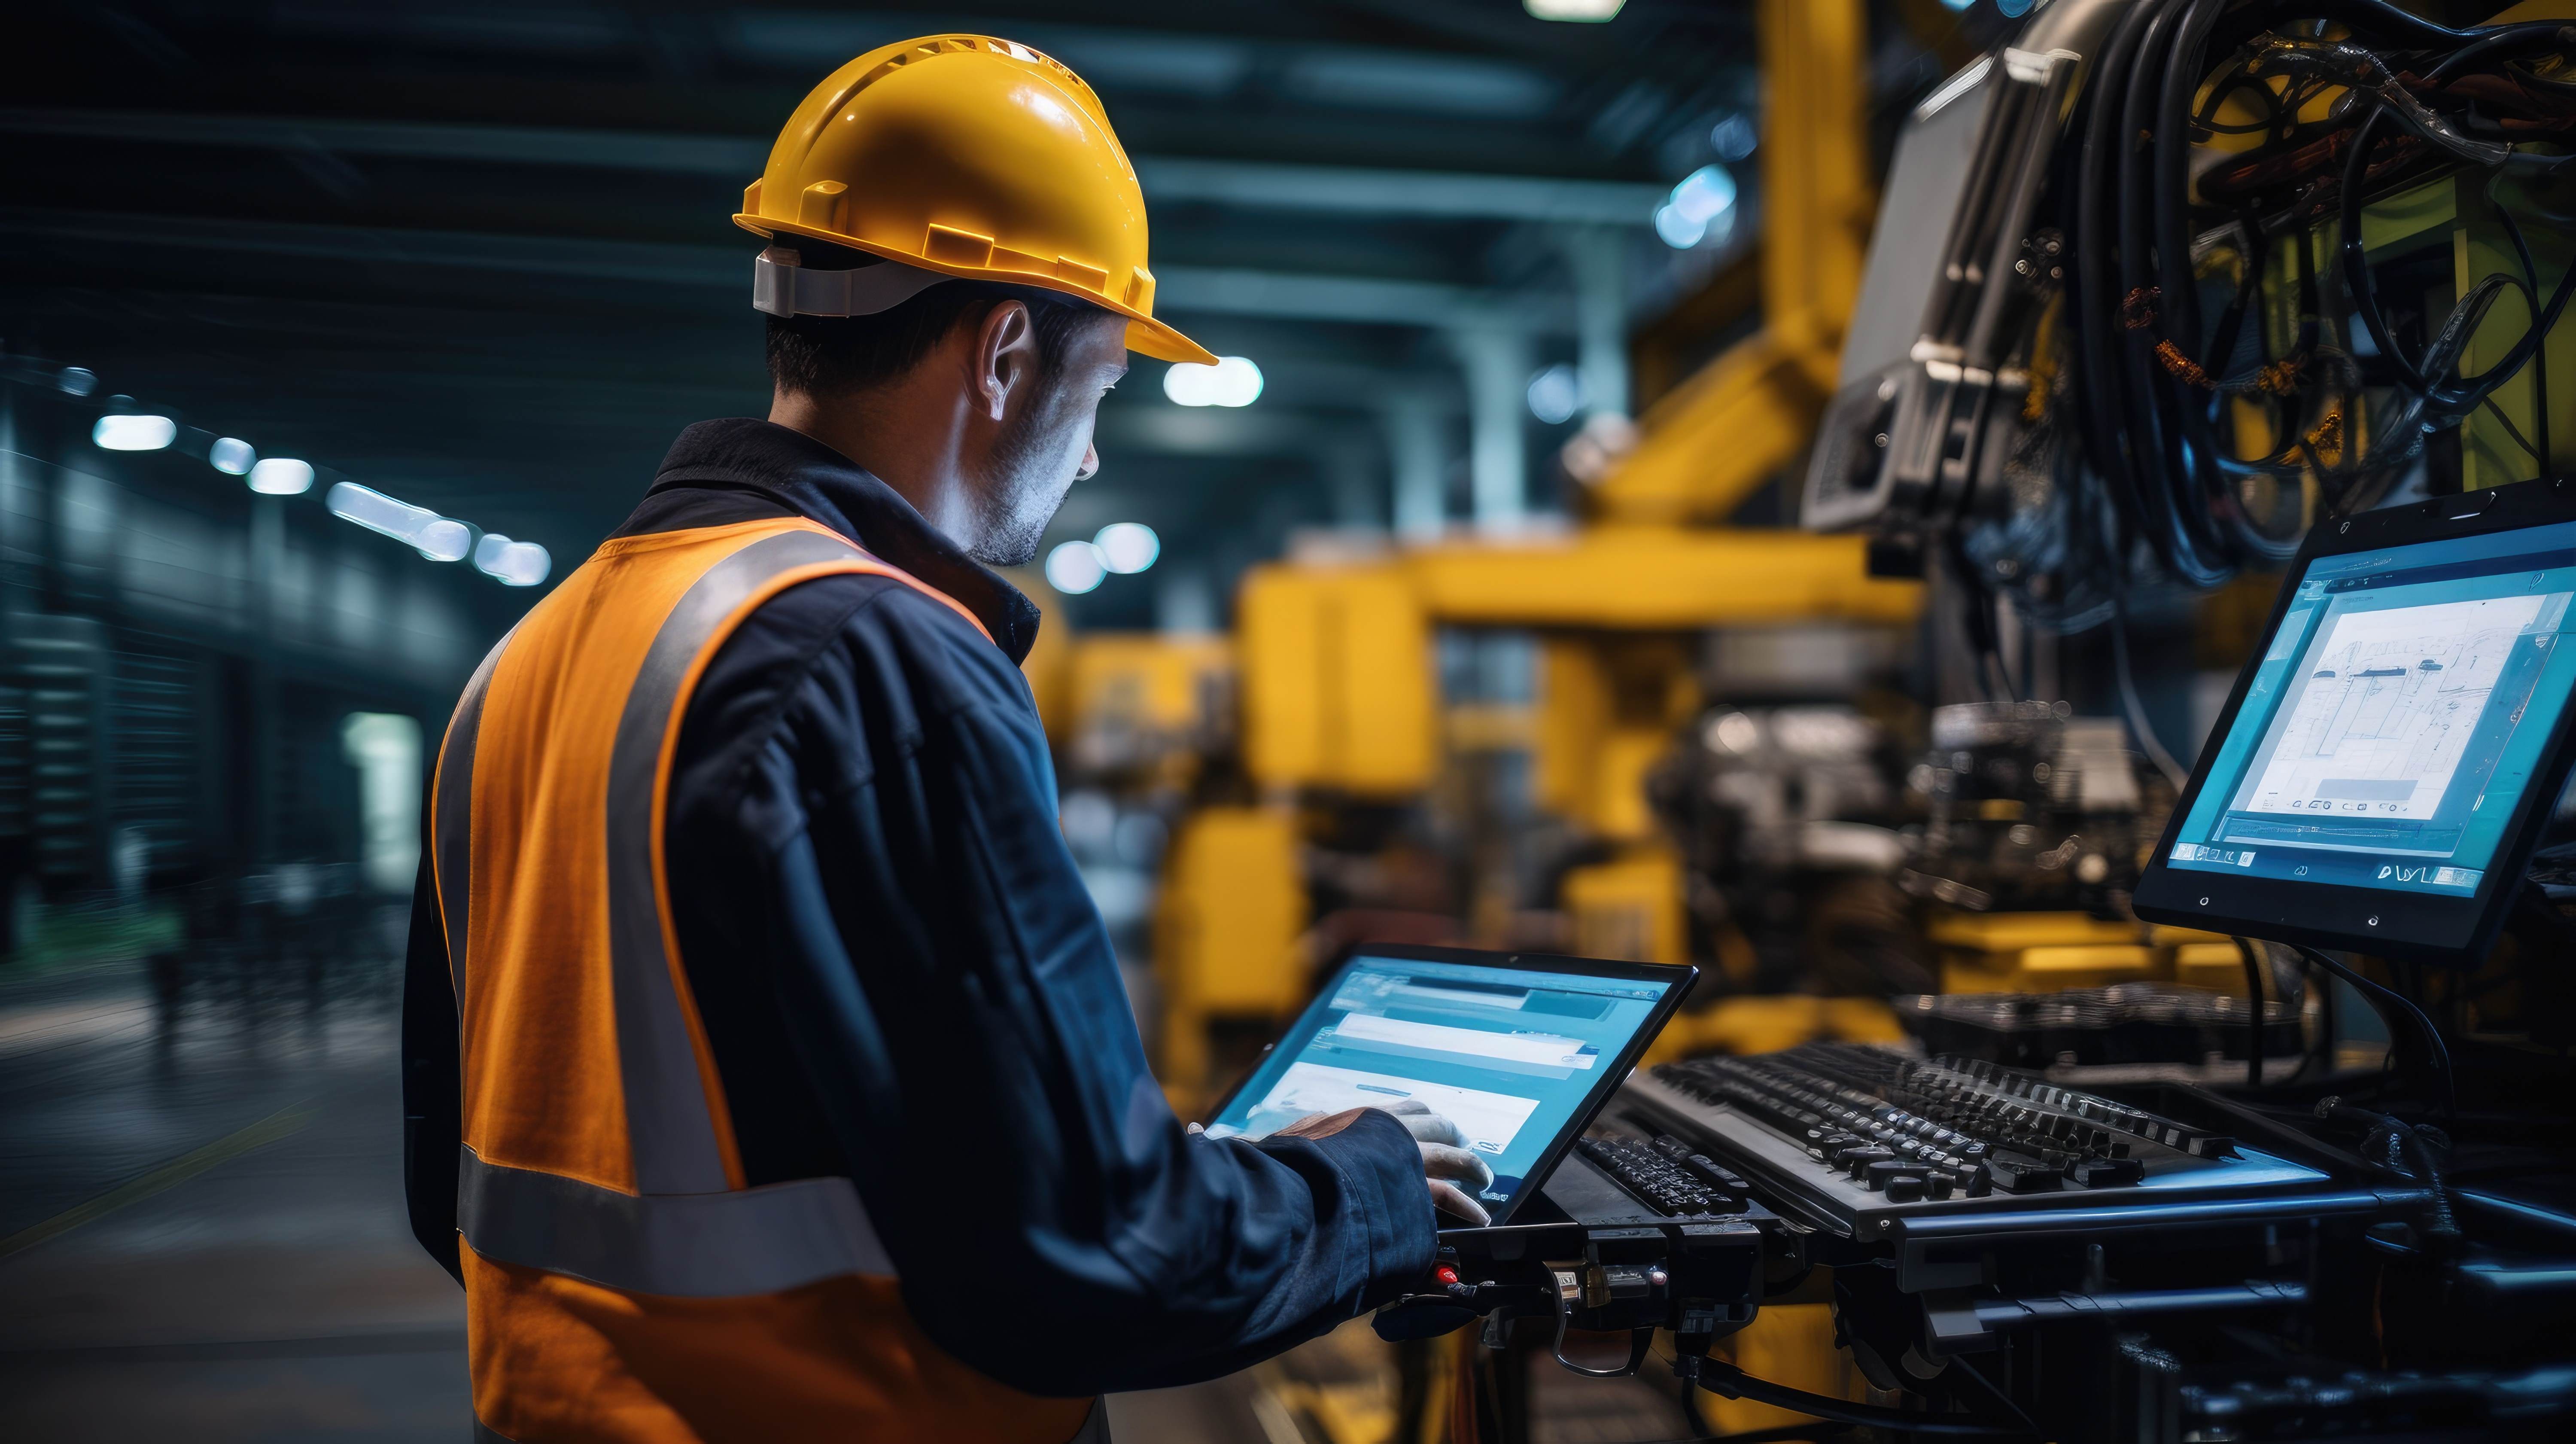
[{"xmin": 1075, "ymin": 443, "xmax": 1100, "ymax": 482}]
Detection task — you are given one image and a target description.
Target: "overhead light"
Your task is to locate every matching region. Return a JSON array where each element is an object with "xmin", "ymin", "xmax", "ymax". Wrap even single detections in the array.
[
  {"xmin": 1709, "ymin": 113, "xmax": 1758, "ymax": 162},
  {"xmin": 1653, "ymin": 162, "xmax": 1738, "ymax": 250},
  {"xmin": 92, "ymin": 414, "xmax": 176, "ymax": 451},
  {"xmin": 1524, "ymin": 0, "xmax": 1624, "ymax": 18},
  {"xmin": 208, "ymin": 438, "xmax": 257, "ymax": 475},
  {"xmin": 1164, "ymin": 355, "xmax": 1264, "ymax": 408},
  {"xmin": 1045, "ymin": 539, "xmax": 1107, "ymax": 595},
  {"xmin": 247, "ymin": 457, "xmax": 314, "ymax": 495},
  {"xmin": 1094, "ymin": 522, "xmax": 1160, "ymax": 575},
  {"xmin": 416, "ymin": 521, "xmax": 472, "ymax": 562},
  {"xmin": 57, "ymin": 367, "xmax": 97, "ymax": 397},
  {"xmin": 327, "ymin": 481, "xmax": 469, "ymax": 560},
  {"xmin": 1526, "ymin": 363, "xmax": 1581, "ymax": 425},
  {"xmin": 473, "ymin": 533, "xmax": 551, "ymax": 587}
]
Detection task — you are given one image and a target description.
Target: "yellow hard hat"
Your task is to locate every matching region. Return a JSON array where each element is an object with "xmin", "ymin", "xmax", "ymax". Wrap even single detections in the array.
[{"xmin": 735, "ymin": 34, "xmax": 1217, "ymax": 366}]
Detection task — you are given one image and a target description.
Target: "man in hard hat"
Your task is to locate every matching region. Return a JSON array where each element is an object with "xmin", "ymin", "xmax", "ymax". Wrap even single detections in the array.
[{"xmin": 399, "ymin": 34, "xmax": 1487, "ymax": 1444}]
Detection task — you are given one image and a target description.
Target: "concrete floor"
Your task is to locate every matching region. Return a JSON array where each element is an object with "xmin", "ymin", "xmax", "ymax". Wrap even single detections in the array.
[
  {"xmin": 0, "ymin": 950, "xmax": 1693, "ymax": 1444},
  {"xmin": 0, "ymin": 952, "xmax": 1284, "ymax": 1444}
]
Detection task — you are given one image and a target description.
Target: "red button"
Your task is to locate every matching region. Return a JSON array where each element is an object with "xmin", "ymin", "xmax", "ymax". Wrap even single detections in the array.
[{"xmin": 1434, "ymin": 1264, "xmax": 1461, "ymax": 1286}]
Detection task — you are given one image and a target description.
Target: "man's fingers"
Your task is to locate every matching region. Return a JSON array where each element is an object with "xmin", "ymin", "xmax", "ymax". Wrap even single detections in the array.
[
  {"xmin": 1381, "ymin": 1099, "xmax": 1432, "ymax": 1117},
  {"xmin": 1418, "ymin": 1142, "xmax": 1496, "ymax": 1190},
  {"xmin": 1394, "ymin": 1110, "xmax": 1466, "ymax": 1147},
  {"xmin": 1428, "ymin": 1179, "xmax": 1491, "ymax": 1228}
]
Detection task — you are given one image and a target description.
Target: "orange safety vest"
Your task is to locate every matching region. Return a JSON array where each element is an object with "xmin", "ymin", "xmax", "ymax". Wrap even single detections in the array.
[{"xmin": 430, "ymin": 516, "xmax": 1103, "ymax": 1444}]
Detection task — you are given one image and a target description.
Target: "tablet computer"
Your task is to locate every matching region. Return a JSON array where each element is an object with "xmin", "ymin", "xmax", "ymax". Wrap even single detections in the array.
[
  {"xmin": 1201, "ymin": 944, "xmax": 1696, "ymax": 1226},
  {"xmin": 2135, "ymin": 478, "xmax": 2576, "ymax": 963}
]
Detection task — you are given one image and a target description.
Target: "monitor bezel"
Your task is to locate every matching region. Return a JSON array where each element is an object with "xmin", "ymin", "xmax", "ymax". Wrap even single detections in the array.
[
  {"xmin": 2134, "ymin": 477, "xmax": 2576, "ymax": 963},
  {"xmin": 1201, "ymin": 943, "xmax": 1697, "ymax": 1227}
]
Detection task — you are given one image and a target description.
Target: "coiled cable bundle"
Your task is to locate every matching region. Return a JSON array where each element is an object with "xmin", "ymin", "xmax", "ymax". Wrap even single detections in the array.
[{"xmin": 2058, "ymin": 0, "xmax": 2576, "ymax": 592}]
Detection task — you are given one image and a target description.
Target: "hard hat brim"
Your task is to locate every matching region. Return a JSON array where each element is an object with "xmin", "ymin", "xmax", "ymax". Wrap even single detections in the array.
[{"xmin": 736, "ymin": 214, "xmax": 1219, "ymax": 367}]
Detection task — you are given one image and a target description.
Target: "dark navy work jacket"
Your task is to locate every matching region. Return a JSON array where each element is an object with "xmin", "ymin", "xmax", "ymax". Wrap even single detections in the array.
[{"xmin": 402, "ymin": 418, "xmax": 1435, "ymax": 1395}]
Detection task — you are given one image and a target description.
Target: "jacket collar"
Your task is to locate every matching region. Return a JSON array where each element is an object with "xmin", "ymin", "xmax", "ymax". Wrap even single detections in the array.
[{"xmin": 642, "ymin": 418, "xmax": 1042, "ymax": 663}]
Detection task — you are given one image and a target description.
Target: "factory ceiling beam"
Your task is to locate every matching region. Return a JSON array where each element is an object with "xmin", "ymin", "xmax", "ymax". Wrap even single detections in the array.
[
  {"xmin": 0, "ymin": 110, "xmax": 1662, "ymax": 226},
  {"xmin": 0, "ymin": 207, "xmax": 1574, "ymax": 333}
]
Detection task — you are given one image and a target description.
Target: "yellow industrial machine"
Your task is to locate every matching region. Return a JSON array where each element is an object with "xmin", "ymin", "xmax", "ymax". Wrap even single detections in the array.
[
  {"xmin": 1156, "ymin": 0, "xmax": 1912, "ymax": 1103},
  {"xmin": 1042, "ymin": 2, "xmax": 2576, "ymax": 1440},
  {"xmin": 1139, "ymin": 1, "xmax": 1915, "ymax": 1434}
]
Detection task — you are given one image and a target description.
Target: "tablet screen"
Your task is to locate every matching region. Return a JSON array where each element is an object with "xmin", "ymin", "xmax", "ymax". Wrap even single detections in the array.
[{"xmin": 1203, "ymin": 952, "xmax": 1687, "ymax": 1224}]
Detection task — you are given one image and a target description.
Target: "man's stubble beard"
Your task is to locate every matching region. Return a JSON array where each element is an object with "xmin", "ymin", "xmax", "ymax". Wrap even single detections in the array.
[{"xmin": 964, "ymin": 383, "xmax": 1086, "ymax": 568}]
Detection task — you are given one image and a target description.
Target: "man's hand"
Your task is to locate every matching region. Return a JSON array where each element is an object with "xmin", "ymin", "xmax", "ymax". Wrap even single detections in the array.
[{"xmin": 1269, "ymin": 1100, "xmax": 1495, "ymax": 1227}]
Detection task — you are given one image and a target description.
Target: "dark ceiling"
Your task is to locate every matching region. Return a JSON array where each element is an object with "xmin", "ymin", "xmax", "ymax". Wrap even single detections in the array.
[{"xmin": 2, "ymin": 0, "xmax": 1960, "ymax": 628}]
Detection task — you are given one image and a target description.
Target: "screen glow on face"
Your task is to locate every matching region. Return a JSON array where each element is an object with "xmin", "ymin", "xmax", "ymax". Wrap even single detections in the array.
[
  {"xmin": 2166, "ymin": 521, "xmax": 2576, "ymax": 899},
  {"xmin": 1202, "ymin": 958, "xmax": 1678, "ymax": 1221}
]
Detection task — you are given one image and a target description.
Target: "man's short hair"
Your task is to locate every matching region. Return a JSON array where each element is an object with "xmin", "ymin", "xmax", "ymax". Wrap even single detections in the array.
[{"xmin": 763, "ymin": 238, "xmax": 1108, "ymax": 397}]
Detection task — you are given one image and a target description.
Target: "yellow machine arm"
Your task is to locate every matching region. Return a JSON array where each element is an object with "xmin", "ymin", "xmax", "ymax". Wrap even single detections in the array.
[{"xmin": 1588, "ymin": 0, "xmax": 1875, "ymax": 525}]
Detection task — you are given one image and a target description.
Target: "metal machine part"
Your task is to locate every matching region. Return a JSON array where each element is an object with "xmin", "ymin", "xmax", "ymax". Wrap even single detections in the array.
[
  {"xmin": 1371, "ymin": 1135, "xmax": 1774, "ymax": 1366},
  {"xmin": 1646, "ymin": 702, "xmax": 1933, "ymax": 998},
  {"xmin": 1598, "ymin": 1041, "xmax": 2576, "ymax": 1438},
  {"xmin": 1903, "ymin": 700, "xmax": 2150, "ymax": 914},
  {"xmin": 1899, "ymin": 982, "xmax": 2302, "ymax": 1073},
  {"xmin": 1804, "ymin": 0, "xmax": 2132, "ymax": 548}
]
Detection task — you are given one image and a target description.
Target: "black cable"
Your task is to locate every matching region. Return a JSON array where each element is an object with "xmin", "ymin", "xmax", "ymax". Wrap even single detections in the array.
[
  {"xmin": 2068, "ymin": 0, "xmax": 2163, "ymax": 570},
  {"xmin": 2482, "ymin": 394, "xmax": 2545, "ymax": 465},
  {"xmin": 2234, "ymin": 937, "xmax": 2269, "ymax": 1086},
  {"xmin": 2109, "ymin": 567, "xmax": 2189, "ymax": 788},
  {"xmin": 1689, "ymin": 1361, "xmax": 2032, "ymax": 1439},
  {"xmin": 1945, "ymin": 1356, "xmax": 2043, "ymax": 1438},
  {"xmin": 2162, "ymin": 0, "xmax": 2293, "ymax": 564},
  {"xmin": 2293, "ymin": 944, "xmax": 2457, "ymax": 1123},
  {"xmin": 2492, "ymin": 184, "xmax": 2553, "ymax": 478},
  {"xmin": 2123, "ymin": 0, "xmax": 2236, "ymax": 585},
  {"xmin": 2243, "ymin": 0, "xmax": 2486, "ymax": 50},
  {"xmin": 2335, "ymin": 25, "xmax": 2576, "ymax": 426},
  {"xmin": 2314, "ymin": 1095, "xmax": 2461, "ymax": 1244}
]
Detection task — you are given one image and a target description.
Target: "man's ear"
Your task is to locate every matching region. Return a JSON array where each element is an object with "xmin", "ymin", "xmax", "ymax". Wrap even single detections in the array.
[{"xmin": 973, "ymin": 300, "xmax": 1038, "ymax": 422}]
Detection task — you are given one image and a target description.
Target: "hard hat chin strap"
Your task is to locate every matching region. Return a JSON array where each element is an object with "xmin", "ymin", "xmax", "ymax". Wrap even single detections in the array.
[{"xmin": 753, "ymin": 247, "xmax": 953, "ymax": 318}]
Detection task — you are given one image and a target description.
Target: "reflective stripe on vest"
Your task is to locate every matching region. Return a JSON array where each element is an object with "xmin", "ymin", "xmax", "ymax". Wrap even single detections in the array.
[
  {"xmin": 431, "ymin": 518, "xmax": 1095, "ymax": 1444},
  {"xmin": 435, "ymin": 523, "xmax": 929, "ymax": 1278}
]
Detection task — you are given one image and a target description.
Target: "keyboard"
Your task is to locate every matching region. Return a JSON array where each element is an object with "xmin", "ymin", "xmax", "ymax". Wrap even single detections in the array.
[
  {"xmin": 1575, "ymin": 1132, "xmax": 1753, "ymax": 1218},
  {"xmin": 1615, "ymin": 1042, "xmax": 2347, "ymax": 1244}
]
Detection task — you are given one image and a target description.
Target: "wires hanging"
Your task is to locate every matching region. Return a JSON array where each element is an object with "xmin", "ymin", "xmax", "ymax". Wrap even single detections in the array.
[{"xmin": 2058, "ymin": 0, "xmax": 2576, "ymax": 596}]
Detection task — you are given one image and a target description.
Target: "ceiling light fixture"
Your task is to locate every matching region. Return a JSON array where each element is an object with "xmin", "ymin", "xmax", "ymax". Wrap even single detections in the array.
[
  {"xmin": 1526, "ymin": 364, "xmax": 1582, "ymax": 424},
  {"xmin": 248, "ymin": 457, "xmax": 315, "ymax": 495},
  {"xmin": 1045, "ymin": 539, "xmax": 1108, "ymax": 595},
  {"xmin": 92, "ymin": 414, "xmax": 176, "ymax": 451},
  {"xmin": 208, "ymin": 438, "xmax": 257, "ymax": 476},
  {"xmin": 1094, "ymin": 522, "xmax": 1161, "ymax": 575},
  {"xmin": 1653, "ymin": 163, "xmax": 1738, "ymax": 250},
  {"xmin": 327, "ymin": 481, "xmax": 469, "ymax": 561},
  {"xmin": 1164, "ymin": 356, "xmax": 1265, "ymax": 408},
  {"xmin": 473, "ymin": 533, "xmax": 553, "ymax": 587},
  {"xmin": 1524, "ymin": 0, "xmax": 1624, "ymax": 19}
]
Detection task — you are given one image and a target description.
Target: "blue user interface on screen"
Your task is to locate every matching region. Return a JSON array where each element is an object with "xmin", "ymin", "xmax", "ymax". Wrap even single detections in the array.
[
  {"xmin": 2167, "ymin": 520, "xmax": 2576, "ymax": 899},
  {"xmin": 1203, "ymin": 957, "xmax": 1678, "ymax": 1220}
]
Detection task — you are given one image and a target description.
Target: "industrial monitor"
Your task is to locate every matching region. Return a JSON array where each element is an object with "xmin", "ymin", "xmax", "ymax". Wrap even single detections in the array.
[
  {"xmin": 2136, "ymin": 479, "xmax": 2576, "ymax": 962},
  {"xmin": 1203, "ymin": 945, "xmax": 1694, "ymax": 1227}
]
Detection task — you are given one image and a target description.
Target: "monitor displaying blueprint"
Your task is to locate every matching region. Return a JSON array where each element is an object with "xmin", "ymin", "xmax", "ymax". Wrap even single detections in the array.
[{"xmin": 2163, "ymin": 519, "xmax": 2576, "ymax": 897}]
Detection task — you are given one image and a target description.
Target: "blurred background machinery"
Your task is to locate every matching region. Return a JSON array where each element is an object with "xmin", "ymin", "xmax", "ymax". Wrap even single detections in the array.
[{"xmin": 12, "ymin": 0, "xmax": 2576, "ymax": 1441}]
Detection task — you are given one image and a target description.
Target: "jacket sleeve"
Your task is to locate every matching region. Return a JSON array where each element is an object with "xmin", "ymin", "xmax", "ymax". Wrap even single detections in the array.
[
  {"xmin": 400, "ymin": 805, "xmax": 465, "ymax": 1287},
  {"xmin": 727, "ymin": 592, "xmax": 1439, "ymax": 1395}
]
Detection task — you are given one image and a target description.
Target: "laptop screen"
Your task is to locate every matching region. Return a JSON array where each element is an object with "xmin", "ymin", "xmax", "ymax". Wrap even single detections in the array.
[{"xmin": 1202, "ymin": 952, "xmax": 1687, "ymax": 1225}]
